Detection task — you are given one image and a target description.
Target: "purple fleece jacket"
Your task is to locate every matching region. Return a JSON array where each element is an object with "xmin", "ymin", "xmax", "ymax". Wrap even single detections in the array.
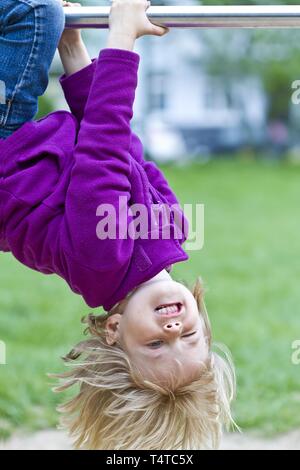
[{"xmin": 0, "ymin": 48, "xmax": 189, "ymax": 311}]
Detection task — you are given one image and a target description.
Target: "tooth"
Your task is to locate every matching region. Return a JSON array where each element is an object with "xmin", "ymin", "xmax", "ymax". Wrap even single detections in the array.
[{"xmin": 156, "ymin": 303, "xmax": 181, "ymax": 314}]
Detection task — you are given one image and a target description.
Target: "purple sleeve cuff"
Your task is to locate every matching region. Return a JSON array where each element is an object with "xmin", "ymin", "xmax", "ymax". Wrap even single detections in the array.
[
  {"xmin": 59, "ymin": 58, "xmax": 98, "ymax": 123},
  {"xmin": 58, "ymin": 49, "xmax": 140, "ymax": 123},
  {"xmin": 98, "ymin": 47, "xmax": 140, "ymax": 65},
  {"xmin": 59, "ymin": 57, "xmax": 97, "ymax": 88}
]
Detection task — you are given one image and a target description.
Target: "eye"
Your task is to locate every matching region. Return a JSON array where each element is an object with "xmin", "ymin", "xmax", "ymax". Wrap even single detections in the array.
[
  {"xmin": 182, "ymin": 331, "xmax": 197, "ymax": 338},
  {"xmin": 147, "ymin": 340, "xmax": 164, "ymax": 349}
]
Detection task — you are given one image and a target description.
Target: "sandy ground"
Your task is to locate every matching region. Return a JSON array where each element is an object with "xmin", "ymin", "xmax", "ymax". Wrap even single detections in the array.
[{"xmin": 0, "ymin": 428, "xmax": 300, "ymax": 450}]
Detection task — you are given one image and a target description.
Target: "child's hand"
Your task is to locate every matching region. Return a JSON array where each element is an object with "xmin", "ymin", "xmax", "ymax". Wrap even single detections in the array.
[
  {"xmin": 109, "ymin": 0, "xmax": 170, "ymax": 40},
  {"xmin": 58, "ymin": 1, "xmax": 83, "ymax": 48}
]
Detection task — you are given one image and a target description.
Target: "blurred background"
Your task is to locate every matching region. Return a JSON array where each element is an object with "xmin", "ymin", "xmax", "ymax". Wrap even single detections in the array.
[
  {"xmin": 1, "ymin": 0, "xmax": 300, "ymax": 448},
  {"xmin": 41, "ymin": 0, "xmax": 300, "ymax": 164}
]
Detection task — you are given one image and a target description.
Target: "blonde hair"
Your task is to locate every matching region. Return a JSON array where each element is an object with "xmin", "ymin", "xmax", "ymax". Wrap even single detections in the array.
[{"xmin": 50, "ymin": 277, "xmax": 238, "ymax": 450}]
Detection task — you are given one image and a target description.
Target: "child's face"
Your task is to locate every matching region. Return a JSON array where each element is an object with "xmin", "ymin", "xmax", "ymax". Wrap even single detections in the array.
[{"xmin": 105, "ymin": 279, "xmax": 208, "ymax": 387}]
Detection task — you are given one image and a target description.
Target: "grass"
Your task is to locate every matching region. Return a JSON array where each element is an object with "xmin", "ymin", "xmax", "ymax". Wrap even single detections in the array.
[{"xmin": 1, "ymin": 155, "xmax": 300, "ymax": 438}]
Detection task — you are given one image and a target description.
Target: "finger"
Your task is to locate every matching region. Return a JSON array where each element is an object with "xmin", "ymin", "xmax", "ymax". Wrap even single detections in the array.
[
  {"xmin": 62, "ymin": 1, "xmax": 82, "ymax": 7},
  {"xmin": 151, "ymin": 24, "xmax": 170, "ymax": 36}
]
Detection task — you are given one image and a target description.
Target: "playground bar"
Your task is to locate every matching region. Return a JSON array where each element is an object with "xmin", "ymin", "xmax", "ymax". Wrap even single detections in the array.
[{"xmin": 65, "ymin": 5, "xmax": 300, "ymax": 29}]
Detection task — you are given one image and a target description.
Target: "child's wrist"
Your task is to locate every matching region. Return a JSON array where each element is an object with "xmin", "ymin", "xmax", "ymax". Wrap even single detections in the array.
[
  {"xmin": 106, "ymin": 31, "xmax": 136, "ymax": 52},
  {"xmin": 58, "ymin": 38, "xmax": 92, "ymax": 77}
]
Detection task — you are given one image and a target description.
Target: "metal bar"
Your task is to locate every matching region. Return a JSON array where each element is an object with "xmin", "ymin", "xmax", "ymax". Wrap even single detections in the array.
[{"xmin": 65, "ymin": 5, "xmax": 300, "ymax": 29}]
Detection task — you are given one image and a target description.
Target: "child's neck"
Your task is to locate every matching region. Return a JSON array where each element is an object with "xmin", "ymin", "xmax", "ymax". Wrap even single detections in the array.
[{"xmin": 141, "ymin": 269, "xmax": 172, "ymax": 288}]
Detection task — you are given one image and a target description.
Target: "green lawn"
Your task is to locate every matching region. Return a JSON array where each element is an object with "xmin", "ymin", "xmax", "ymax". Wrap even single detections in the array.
[{"xmin": 1, "ymin": 156, "xmax": 300, "ymax": 438}]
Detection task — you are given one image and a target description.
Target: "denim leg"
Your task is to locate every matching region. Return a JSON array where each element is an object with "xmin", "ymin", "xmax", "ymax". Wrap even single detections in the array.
[{"xmin": 0, "ymin": 0, "xmax": 65, "ymax": 139}]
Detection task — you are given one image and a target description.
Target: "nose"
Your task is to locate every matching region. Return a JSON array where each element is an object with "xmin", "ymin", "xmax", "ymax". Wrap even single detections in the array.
[{"xmin": 163, "ymin": 320, "xmax": 183, "ymax": 336}]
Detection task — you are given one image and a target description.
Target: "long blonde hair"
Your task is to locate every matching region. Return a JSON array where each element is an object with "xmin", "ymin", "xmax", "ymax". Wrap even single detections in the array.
[{"xmin": 50, "ymin": 277, "xmax": 238, "ymax": 449}]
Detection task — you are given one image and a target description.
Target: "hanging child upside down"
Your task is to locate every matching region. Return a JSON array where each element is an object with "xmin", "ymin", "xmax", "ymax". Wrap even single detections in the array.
[{"xmin": 0, "ymin": 0, "xmax": 237, "ymax": 449}]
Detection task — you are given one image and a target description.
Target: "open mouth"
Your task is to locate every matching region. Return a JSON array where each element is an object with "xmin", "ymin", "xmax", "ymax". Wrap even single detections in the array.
[{"xmin": 154, "ymin": 302, "xmax": 183, "ymax": 316}]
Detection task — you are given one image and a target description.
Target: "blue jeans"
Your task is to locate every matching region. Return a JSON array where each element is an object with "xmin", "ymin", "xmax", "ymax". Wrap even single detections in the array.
[{"xmin": 0, "ymin": 0, "xmax": 65, "ymax": 139}]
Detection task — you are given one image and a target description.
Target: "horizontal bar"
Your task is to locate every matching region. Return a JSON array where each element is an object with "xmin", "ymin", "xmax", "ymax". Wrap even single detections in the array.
[{"xmin": 65, "ymin": 5, "xmax": 300, "ymax": 29}]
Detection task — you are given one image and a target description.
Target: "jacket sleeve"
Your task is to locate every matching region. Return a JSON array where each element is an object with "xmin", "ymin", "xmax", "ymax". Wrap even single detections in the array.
[
  {"xmin": 54, "ymin": 48, "xmax": 141, "ymax": 307},
  {"xmin": 59, "ymin": 55, "xmax": 182, "ymax": 210},
  {"xmin": 59, "ymin": 58, "xmax": 97, "ymax": 124}
]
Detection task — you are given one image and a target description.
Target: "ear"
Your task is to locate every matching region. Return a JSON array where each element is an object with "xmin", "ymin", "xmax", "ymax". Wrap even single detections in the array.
[{"xmin": 104, "ymin": 313, "xmax": 122, "ymax": 345}]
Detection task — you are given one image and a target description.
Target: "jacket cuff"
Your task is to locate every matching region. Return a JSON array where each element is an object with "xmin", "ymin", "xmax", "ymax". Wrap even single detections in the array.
[
  {"xmin": 99, "ymin": 47, "xmax": 140, "ymax": 65},
  {"xmin": 59, "ymin": 57, "xmax": 97, "ymax": 89}
]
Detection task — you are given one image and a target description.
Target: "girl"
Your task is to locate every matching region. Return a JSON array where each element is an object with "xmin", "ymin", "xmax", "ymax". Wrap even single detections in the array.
[{"xmin": 0, "ymin": 0, "xmax": 237, "ymax": 449}]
